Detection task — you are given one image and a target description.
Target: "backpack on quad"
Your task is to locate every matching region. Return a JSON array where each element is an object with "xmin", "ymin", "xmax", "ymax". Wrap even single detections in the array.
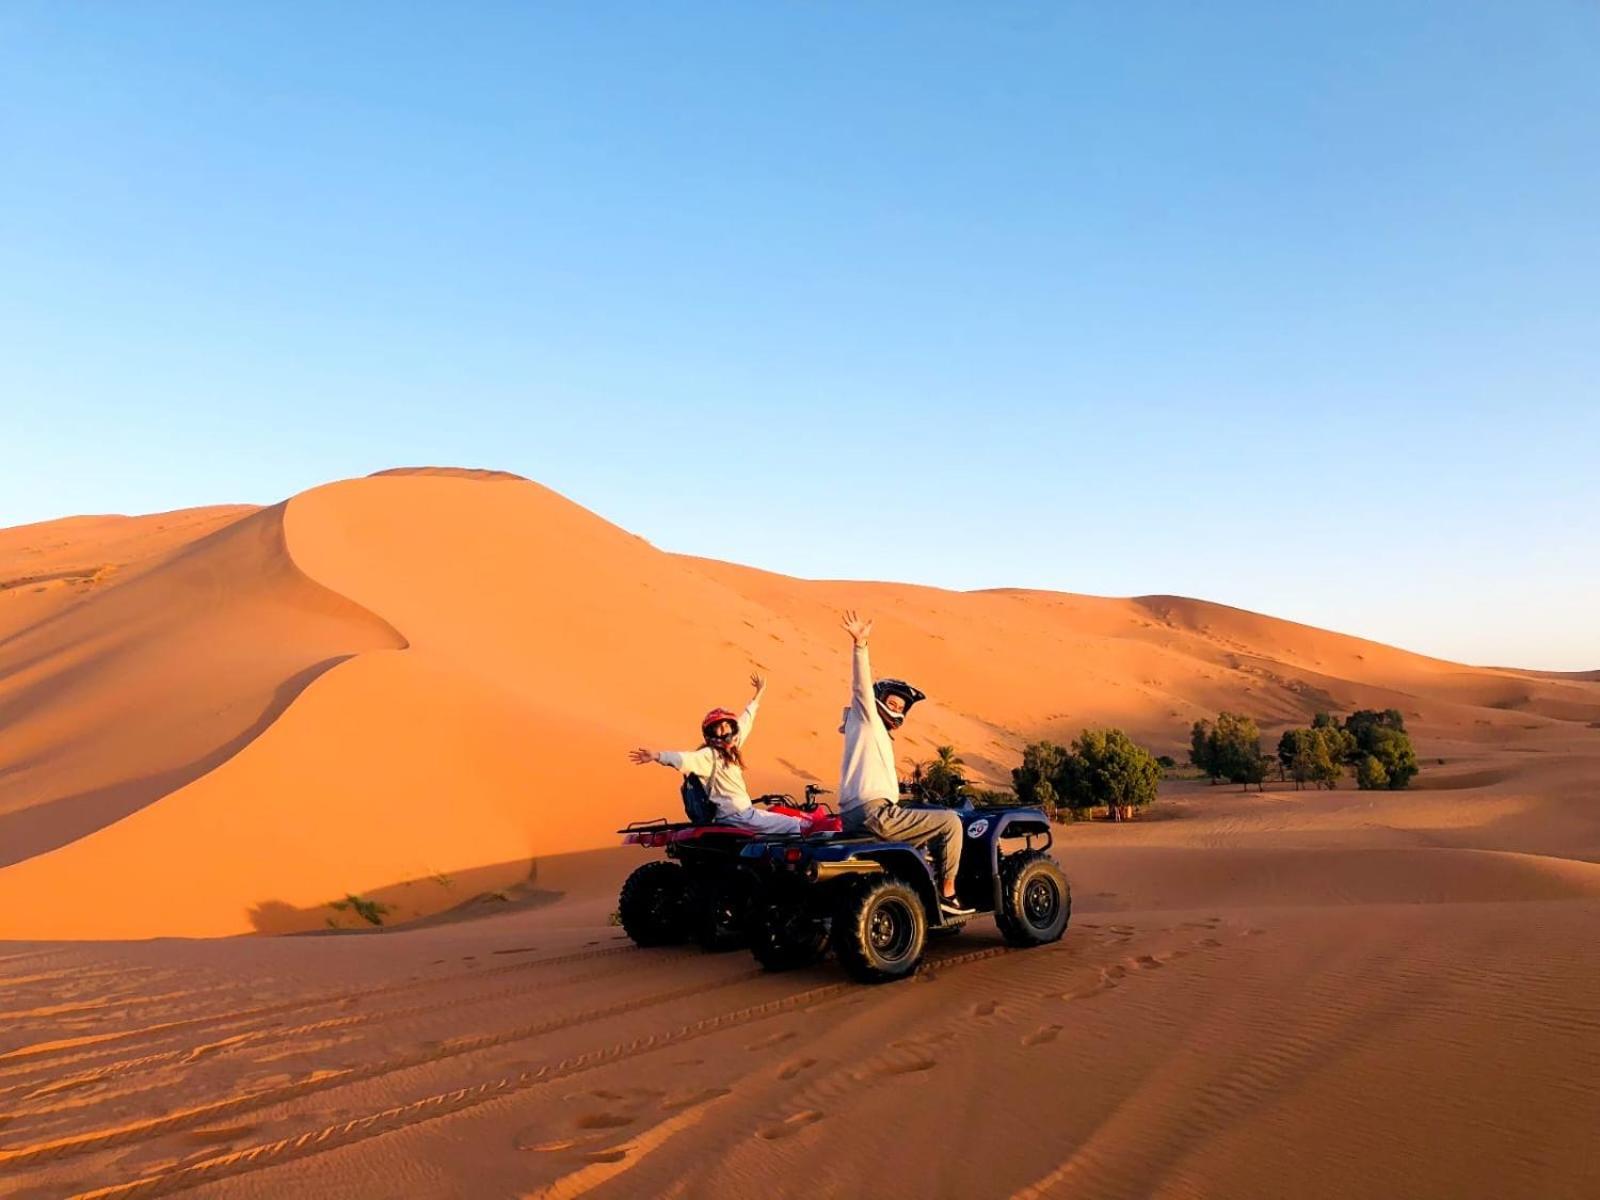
[
  {"xmin": 616, "ymin": 784, "xmax": 839, "ymax": 952},
  {"xmin": 738, "ymin": 804, "xmax": 1069, "ymax": 984}
]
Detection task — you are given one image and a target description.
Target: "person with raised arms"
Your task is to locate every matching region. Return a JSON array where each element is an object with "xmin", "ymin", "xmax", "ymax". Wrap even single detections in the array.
[
  {"xmin": 837, "ymin": 611, "xmax": 972, "ymax": 915},
  {"xmin": 629, "ymin": 673, "xmax": 809, "ymax": 835}
]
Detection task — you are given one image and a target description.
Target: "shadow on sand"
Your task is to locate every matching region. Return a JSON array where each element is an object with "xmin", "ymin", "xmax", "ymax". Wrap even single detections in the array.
[
  {"xmin": 0, "ymin": 656, "xmax": 356, "ymax": 869},
  {"xmin": 246, "ymin": 857, "xmax": 567, "ymax": 935}
]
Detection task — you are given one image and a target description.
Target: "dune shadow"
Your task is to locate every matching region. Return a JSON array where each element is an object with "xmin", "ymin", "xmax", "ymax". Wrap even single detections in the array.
[
  {"xmin": 246, "ymin": 858, "xmax": 565, "ymax": 935},
  {"xmin": 0, "ymin": 656, "xmax": 354, "ymax": 868}
]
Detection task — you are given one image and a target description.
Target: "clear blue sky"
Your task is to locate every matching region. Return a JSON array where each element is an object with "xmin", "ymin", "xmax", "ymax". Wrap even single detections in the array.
[{"xmin": 3, "ymin": 3, "xmax": 1596, "ymax": 669}]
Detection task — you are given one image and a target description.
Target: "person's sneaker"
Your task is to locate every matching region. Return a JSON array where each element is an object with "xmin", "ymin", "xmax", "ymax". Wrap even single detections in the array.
[{"xmin": 939, "ymin": 895, "xmax": 975, "ymax": 916}]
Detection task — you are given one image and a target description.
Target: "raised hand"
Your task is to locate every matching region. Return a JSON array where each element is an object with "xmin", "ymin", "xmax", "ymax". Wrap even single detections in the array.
[
  {"xmin": 842, "ymin": 609, "xmax": 873, "ymax": 646},
  {"xmin": 628, "ymin": 747, "xmax": 656, "ymax": 765},
  {"xmin": 750, "ymin": 671, "xmax": 767, "ymax": 694}
]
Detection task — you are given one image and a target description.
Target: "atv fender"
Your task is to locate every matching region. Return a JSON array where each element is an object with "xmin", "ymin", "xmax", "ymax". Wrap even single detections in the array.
[{"xmin": 851, "ymin": 848, "xmax": 941, "ymax": 923}]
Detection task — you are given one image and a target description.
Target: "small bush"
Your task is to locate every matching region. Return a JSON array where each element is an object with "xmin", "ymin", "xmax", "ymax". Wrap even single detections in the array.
[{"xmin": 330, "ymin": 893, "xmax": 390, "ymax": 927}]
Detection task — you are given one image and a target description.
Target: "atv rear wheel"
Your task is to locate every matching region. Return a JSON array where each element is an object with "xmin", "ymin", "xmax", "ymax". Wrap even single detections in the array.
[
  {"xmin": 688, "ymin": 875, "xmax": 751, "ymax": 953},
  {"xmin": 618, "ymin": 861, "xmax": 689, "ymax": 947},
  {"xmin": 833, "ymin": 878, "xmax": 927, "ymax": 984},
  {"xmin": 748, "ymin": 903, "xmax": 829, "ymax": 972},
  {"xmin": 995, "ymin": 852, "xmax": 1070, "ymax": 947}
]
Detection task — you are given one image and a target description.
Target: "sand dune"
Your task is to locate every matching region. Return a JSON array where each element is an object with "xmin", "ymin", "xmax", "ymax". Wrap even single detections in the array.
[
  {"xmin": 3, "ymin": 470, "xmax": 1598, "ymax": 1197},
  {"xmin": 1, "ymin": 471, "xmax": 1597, "ymax": 938}
]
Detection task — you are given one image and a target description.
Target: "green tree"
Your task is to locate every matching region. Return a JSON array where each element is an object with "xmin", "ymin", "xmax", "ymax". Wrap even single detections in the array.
[
  {"xmin": 1013, "ymin": 741, "xmax": 1068, "ymax": 813},
  {"xmin": 910, "ymin": 745, "xmax": 967, "ymax": 806},
  {"xmin": 1060, "ymin": 728, "xmax": 1163, "ymax": 819},
  {"xmin": 1189, "ymin": 719, "xmax": 1220, "ymax": 783},
  {"xmin": 1364, "ymin": 726, "xmax": 1420, "ymax": 789},
  {"xmin": 1307, "ymin": 727, "xmax": 1345, "ymax": 789},
  {"xmin": 1280, "ymin": 726, "xmax": 1346, "ymax": 790},
  {"xmin": 1278, "ymin": 729, "xmax": 1313, "ymax": 789},
  {"xmin": 1209, "ymin": 711, "xmax": 1268, "ymax": 790},
  {"xmin": 1235, "ymin": 746, "xmax": 1270, "ymax": 791},
  {"xmin": 1356, "ymin": 754, "xmax": 1390, "ymax": 790}
]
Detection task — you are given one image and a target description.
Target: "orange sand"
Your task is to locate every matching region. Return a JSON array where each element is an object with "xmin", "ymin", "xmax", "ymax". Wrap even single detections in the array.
[{"xmin": 1, "ymin": 471, "xmax": 1597, "ymax": 1198}]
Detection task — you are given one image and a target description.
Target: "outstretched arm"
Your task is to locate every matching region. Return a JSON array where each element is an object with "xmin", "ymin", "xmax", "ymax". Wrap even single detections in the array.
[
  {"xmin": 630, "ymin": 747, "xmax": 715, "ymax": 774},
  {"xmin": 737, "ymin": 672, "xmax": 766, "ymax": 746},
  {"xmin": 842, "ymin": 610, "xmax": 875, "ymax": 719}
]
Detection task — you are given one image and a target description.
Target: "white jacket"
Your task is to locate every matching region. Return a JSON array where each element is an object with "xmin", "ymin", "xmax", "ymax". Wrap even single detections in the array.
[
  {"xmin": 838, "ymin": 644, "xmax": 899, "ymax": 813},
  {"xmin": 656, "ymin": 695, "xmax": 760, "ymax": 819}
]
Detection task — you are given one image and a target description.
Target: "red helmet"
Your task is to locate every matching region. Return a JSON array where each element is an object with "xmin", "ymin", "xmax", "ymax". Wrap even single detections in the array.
[{"xmin": 701, "ymin": 708, "xmax": 740, "ymax": 746}]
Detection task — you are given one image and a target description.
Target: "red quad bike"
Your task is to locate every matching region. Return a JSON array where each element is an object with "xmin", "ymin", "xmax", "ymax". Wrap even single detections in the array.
[{"xmin": 617, "ymin": 784, "xmax": 842, "ymax": 952}]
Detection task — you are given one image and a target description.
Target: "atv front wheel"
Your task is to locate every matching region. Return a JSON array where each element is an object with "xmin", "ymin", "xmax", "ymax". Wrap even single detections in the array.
[
  {"xmin": 618, "ymin": 861, "xmax": 689, "ymax": 947},
  {"xmin": 748, "ymin": 903, "xmax": 829, "ymax": 972},
  {"xmin": 995, "ymin": 852, "xmax": 1071, "ymax": 947},
  {"xmin": 833, "ymin": 878, "xmax": 927, "ymax": 984}
]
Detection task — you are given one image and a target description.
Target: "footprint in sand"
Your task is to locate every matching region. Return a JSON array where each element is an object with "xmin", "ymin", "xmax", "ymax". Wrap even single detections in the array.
[
  {"xmin": 1109, "ymin": 925, "xmax": 1136, "ymax": 937},
  {"xmin": 1022, "ymin": 1024, "xmax": 1062, "ymax": 1046},
  {"xmin": 778, "ymin": 1057, "xmax": 817, "ymax": 1081},
  {"xmin": 574, "ymin": 1111, "xmax": 634, "ymax": 1130},
  {"xmin": 1133, "ymin": 954, "xmax": 1165, "ymax": 970},
  {"xmin": 1199, "ymin": 937, "xmax": 1223, "ymax": 949},
  {"xmin": 972, "ymin": 999, "xmax": 998, "ymax": 1017},
  {"xmin": 875, "ymin": 1055, "xmax": 937, "ymax": 1077},
  {"xmin": 758, "ymin": 1110, "xmax": 824, "ymax": 1140},
  {"xmin": 183, "ymin": 1124, "xmax": 258, "ymax": 1145},
  {"xmin": 746, "ymin": 1030, "xmax": 797, "ymax": 1051},
  {"xmin": 661, "ymin": 1086, "xmax": 731, "ymax": 1111},
  {"xmin": 516, "ymin": 1133, "xmax": 604, "ymax": 1153}
]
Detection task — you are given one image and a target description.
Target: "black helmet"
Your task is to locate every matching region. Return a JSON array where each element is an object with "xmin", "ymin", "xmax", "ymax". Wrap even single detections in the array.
[{"xmin": 873, "ymin": 678, "xmax": 925, "ymax": 730}]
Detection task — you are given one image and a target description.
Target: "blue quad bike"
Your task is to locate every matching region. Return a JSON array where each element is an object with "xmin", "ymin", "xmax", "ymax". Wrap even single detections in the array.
[
  {"xmin": 618, "ymin": 794, "xmax": 1070, "ymax": 984},
  {"xmin": 738, "ymin": 803, "xmax": 1069, "ymax": 983}
]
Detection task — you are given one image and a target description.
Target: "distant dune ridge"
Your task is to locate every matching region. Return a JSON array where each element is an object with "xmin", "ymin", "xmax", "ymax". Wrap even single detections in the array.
[{"xmin": 1, "ymin": 469, "xmax": 1597, "ymax": 938}]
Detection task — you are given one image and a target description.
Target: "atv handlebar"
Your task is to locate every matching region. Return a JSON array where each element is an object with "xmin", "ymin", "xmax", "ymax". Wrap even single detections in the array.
[{"xmin": 755, "ymin": 786, "xmax": 834, "ymax": 814}]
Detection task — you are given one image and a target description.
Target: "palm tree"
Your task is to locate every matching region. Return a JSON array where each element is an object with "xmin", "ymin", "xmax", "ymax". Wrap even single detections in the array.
[{"xmin": 920, "ymin": 745, "xmax": 966, "ymax": 806}]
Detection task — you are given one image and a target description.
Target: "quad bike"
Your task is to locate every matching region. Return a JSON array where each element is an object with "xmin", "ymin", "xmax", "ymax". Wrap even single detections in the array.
[
  {"xmin": 737, "ymin": 802, "xmax": 1069, "ymax": 984},
  {"xmin": 617, "ymin": 784, "xmax": 841, "ymax": 952}
]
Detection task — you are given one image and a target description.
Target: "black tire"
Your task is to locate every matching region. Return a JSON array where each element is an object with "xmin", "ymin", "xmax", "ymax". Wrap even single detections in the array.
[
  {"xmin": 688, "ymin": 874, "xmax": 750, "ymax": 953},
  {"xmin": 994, "ymin": 853, "xmax": 1071, "ymax": 947},
  {"xmin": 833, "ymin": 878, "xmax": 927, "ymax": 984},
  {"xmin": 618, "ymin": 861, "xmax": 689, "ymax": 947},
  {"xmin": 748, "ymin": 902, "xmax": 829, "ymax": 972}
]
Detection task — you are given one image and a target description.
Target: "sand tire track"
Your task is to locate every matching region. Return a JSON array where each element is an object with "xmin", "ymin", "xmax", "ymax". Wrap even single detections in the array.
[{"xmin": 61, "ymin": 945, "xmax": 1016, "ymax": 1199}]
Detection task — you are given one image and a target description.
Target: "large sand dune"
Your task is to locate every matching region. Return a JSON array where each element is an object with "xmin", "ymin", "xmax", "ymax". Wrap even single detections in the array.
[
  {"xmin": 1, "ymin": 470, "xmax": 1597, "ymax": 937},
  {"xmin": 3, "ymin": 470, "xmax": 1598, "ymax": 1197}
]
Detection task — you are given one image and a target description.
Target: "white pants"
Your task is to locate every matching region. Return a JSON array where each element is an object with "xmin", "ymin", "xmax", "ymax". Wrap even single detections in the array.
[{"xmin": 720, "ymin": 806, "xmax": 805, "ymax": 835}]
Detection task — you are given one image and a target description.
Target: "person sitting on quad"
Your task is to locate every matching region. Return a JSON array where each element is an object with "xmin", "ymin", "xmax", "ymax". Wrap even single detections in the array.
[
  {"xmin": 837, "ymin": 611, "xmax": 974, "ymax": 916},
  {"xmin": 628, "ymin": 673, "xmax": 809, "ymax": 836}
]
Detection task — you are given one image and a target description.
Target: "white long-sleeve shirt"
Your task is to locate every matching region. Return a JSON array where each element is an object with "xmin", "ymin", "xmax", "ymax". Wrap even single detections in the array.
[
  {"xmin": 838, "ymin": 644, "xmax": 899, "ymax": 813},
  {"xmin": 656, "ymin": 696, "xmax": 760, "ymax": 819}
]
